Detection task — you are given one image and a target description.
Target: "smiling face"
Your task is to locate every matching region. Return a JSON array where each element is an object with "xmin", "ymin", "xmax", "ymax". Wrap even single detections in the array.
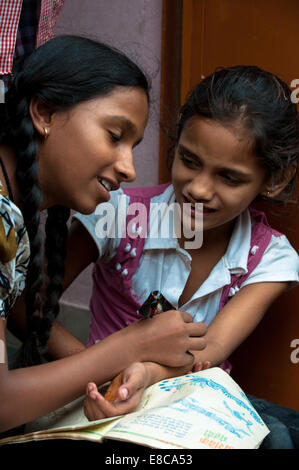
[
  {"xmin": 36, "ymin": 86, "xmax": 149, "ymax": 213},
  {"xmin": 172, "ymin": 117, "xmax": 269, "ymax": 238}
]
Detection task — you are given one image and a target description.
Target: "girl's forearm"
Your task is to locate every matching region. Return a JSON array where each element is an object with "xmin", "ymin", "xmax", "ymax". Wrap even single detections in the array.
[
  {"xmin": 144, "ymin": 344, "xmax": 226, "ymax": 390},
  {"xmin": 144, "ymin": 362, "xmax": 190, "ymax": 387},
  {"xmin": 1, "ymin": 309, "xmax": 203, "ymax": 432},
  {"xmin": 0, "ymin": 328, "xmax": 138, "ymax": 433},
  {"xmin": 190, "ymin": 339, "xmax": 227, "ymax": 368},
  {"xmin": 143, "ymin": 345, "xmax": 224, "ymax": 392},
  {"xmin": 46, "ymin": 320, "xmax": 86, "ymax": 360}
]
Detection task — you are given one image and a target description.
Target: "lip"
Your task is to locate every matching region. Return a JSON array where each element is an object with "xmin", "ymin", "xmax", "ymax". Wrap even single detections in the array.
[
  {"xmin": 96, "ymin": 177, "xmax": 119, "ymax": 204},
  {"xmin": 97, "ymin": 176, "xmax": 120, "ymax": 192},
  {"xmin": 182, "ymin": 195, "xmax": 216, "ymax": 217},
  {"xmin": 202, "ymin": 206, "xmax": 216, "ymax": 214}
]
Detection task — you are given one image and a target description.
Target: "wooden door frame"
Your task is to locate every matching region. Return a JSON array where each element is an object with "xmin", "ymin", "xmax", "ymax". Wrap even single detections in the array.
[
  {"xmin": 159, "ymin": 0, "xmax": 183, "ymax": 183},
  {"xmin": 159, "ymin": 0, "xmax": 206, "ymax": 183},
  {"xmin": 180, "ymin": 0, "xmax": 206, "ymax": 100}
]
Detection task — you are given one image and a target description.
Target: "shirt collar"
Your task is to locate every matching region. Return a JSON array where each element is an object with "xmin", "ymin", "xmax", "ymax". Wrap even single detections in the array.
[
  {"xmin": 144, "ymin": 185, "xmax": 251, "ymax": 275},
  {"xmin": 222, "ymin": 209, "xmax": 251, "ymax": 275},
  {"xmin": 144, "ymin": 185, "xmax": 180, "ymax": 251}
]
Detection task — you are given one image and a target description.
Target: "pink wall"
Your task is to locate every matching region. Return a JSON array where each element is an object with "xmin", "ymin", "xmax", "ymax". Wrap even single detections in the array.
[{"xmin": 56, "ymin": 0, "xmax": 163, "ymax": 309}]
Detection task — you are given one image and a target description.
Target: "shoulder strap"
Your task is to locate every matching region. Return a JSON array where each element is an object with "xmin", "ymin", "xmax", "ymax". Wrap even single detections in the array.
[
  {"xmin": 219, "ymin": 208, "xmax": 283, "ymax": 310},
  {"xmin": 108, "ymin": 183, "xmax": 171, "ymax": 281}
]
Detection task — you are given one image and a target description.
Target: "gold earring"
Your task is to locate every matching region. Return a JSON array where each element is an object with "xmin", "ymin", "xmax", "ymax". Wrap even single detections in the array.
[{"xmin": 44, "ymin": 127, "xmax": 49, "ymax": 139}]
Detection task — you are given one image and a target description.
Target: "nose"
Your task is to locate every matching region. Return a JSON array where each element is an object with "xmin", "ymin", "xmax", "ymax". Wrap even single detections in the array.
[
  {"xmin": 186, "ymin": 172, "xmax": 215, "ymax": 202},
  {"xmin": 114, "ymin": 147, "xmax": 136, "ymax": 183}
]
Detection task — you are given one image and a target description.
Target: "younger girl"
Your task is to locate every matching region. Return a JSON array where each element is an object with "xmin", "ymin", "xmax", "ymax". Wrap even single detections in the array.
[
  {"xmin": 68, "ymin": 66, "xmax": 299, "ymax": 420},
  {"xmin": 0, "ymin": 35, "xmax": 207, "ymax": 434}
]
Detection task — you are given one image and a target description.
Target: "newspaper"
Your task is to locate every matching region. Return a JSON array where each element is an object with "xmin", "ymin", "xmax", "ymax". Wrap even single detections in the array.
[{"xmin": 0, "ymin": 367, "xmax": 269, "ymax": 449}]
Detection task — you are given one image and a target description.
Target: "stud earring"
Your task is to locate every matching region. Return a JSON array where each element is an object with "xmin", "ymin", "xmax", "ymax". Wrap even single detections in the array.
[{"xmin": 261, "ymin": 190, "xmax": 271, "ymax": 199}]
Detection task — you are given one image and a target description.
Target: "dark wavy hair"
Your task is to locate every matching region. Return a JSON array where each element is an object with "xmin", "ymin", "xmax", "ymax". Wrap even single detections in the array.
[
  {"xmin": 0, "ymin": 35, "xmax": 149, "ymax": 367},
  {"xmin": 172, "ymin": 65, "xmax": 299, "ymax": 204}
]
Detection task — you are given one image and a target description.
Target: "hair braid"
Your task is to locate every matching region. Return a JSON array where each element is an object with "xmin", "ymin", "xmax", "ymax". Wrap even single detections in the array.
[
  {"xmin": 11, "ymin": 95, "xmax": 44, "ymax": 367},
  {"xmin": 38, "ymin": 205, "xmax": 70, "ymax": 355}
]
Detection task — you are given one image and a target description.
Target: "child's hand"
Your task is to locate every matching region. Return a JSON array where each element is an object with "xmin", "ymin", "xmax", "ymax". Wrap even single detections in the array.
[
  {"xmin": 84, "ymin": 362, "xmax": 150, "ymax": 421},
  {"xmin": 129, "ymin": 311, "xmax": 207, "ymax": 368},
  {"xmin": 191, "ymin": 360, "xmax": 211, "ymax": 373}
]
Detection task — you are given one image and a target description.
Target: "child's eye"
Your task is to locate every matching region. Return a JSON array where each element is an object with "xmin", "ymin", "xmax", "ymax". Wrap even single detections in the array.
[
  {"xmin": 180, "ymin": 154, "xmax": 196, "ymax": 167},
  {"xmin": 221, "ymin": 173, "xmax": 241, "ymax": 186},
  {"xmin": 108, "ymin": 131, "xmax": 121, "ymax": 143}
]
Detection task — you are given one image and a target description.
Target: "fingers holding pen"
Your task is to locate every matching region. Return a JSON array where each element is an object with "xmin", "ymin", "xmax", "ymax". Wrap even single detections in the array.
[{"xmin": 84, "ymin": 363, "xmax": 148, "ymax": 422}]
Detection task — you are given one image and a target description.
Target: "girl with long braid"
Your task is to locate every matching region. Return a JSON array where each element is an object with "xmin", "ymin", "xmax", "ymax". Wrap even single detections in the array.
[{"xmin": 0, "ymin": 35, "xmax": 207, "ymax": 434}]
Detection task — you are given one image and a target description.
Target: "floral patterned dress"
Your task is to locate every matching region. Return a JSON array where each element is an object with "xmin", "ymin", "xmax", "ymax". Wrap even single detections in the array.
[{"xmin": 0, "ymin": 182, "xmax": 29, "ymax": 319}]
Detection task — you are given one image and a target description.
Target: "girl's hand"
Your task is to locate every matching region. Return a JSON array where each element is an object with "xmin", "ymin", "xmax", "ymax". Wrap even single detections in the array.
[
  {"xmin": 84, "ymin": 362, "xmax": 150, "ymax": 421},
  {"xmin": 127, "ymin": 310, "xmax": 207, "ymax": 368},
  {"xmin": 192, "ymin": 360, "xmax": 211, "ymax": 373}
]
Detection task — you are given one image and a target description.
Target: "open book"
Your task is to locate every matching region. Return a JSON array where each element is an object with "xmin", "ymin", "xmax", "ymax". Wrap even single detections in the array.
[{"xmin": 0, "ymin": 368, "xmax": 269, "ymax": 449}]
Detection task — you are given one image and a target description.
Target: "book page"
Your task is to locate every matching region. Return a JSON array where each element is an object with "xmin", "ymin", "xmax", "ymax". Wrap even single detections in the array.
[
  {"xmin": 105, "ymin": 368, "xmax": 270, "ymax": 449},
  {"xmin": 0, "ymin": 368, "xmax": 269, "ymax": 449}
]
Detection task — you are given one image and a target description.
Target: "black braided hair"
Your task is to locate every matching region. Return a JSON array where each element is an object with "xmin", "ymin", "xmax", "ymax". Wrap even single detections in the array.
[
  {"xmin": 38, "ymin": 205, "xmax": 70, "ymax": 356},
  {"xmin": 0, "ymin": 35, "xmax": 149, "ymax": 367},
  {"xmin": 5, "ymin": 94, "xmax": 45, "ymax": 366},
  {"xmin": 173, "ymin": 65, "xmax": 299, "ymax": 204}
]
